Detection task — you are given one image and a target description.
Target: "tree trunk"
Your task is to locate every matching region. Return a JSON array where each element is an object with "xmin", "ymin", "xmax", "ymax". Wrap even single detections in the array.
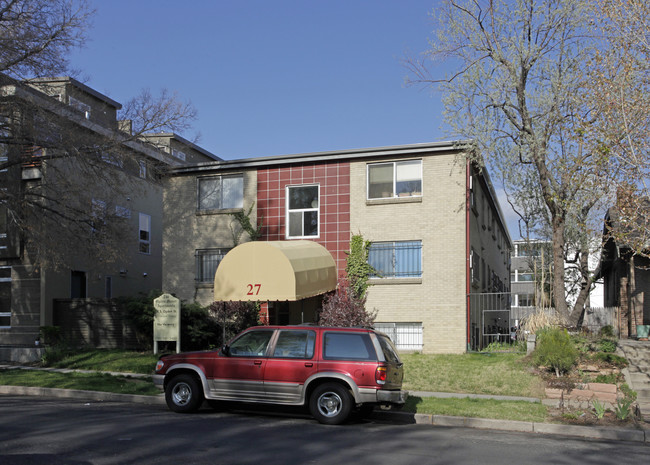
[
  {"xmin": 551, "ymin": 217, "xmax": 570, "ymax": 322},
  {"xmin": 568, "ymin": 252, "xmax": 599, "ymax": 327},
  {"xmin": 628, "ymin": 254, "xmax": 636, "ymax": 338}
]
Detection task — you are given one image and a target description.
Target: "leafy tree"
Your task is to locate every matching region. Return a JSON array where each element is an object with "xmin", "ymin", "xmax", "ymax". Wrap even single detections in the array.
[{"xmin": 406, "ymin": 0, "xmax": 625, "ymax": 325}]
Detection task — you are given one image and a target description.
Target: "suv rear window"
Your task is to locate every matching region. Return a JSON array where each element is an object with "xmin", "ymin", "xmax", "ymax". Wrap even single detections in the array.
[
  {"xmin": 377, "ymin": 334, "xmax": 401, "ymax": 363},
  {"xmin": 322, "ymin": 332, "xmax": 377, "ymax": 361}
]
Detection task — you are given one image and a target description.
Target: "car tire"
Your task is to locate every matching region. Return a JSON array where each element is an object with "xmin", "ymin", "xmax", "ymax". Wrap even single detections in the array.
[
  {"xmin": 309, "ymin": 383, "xmax": 353, "ymax": 425},
  {"xmin": 165, "ymin": 374, "xmax": 204, "ymax": 413}
]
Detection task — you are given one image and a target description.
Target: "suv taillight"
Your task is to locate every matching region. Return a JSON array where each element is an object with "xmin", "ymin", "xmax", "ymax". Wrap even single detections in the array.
[{"xmin": 375, "ymin": 366, "xmax": 387, "ymax": 385}]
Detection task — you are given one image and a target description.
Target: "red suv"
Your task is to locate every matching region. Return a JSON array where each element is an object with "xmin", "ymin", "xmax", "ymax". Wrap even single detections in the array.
[{"xmin": 154, "ymin": 325, "xmax": 407, "ymax": 424}]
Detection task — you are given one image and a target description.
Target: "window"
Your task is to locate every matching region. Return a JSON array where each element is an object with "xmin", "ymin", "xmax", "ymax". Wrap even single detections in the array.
[
  {"xmin": 0, "ymin": 265, "xmax": 11, "ymax": 328},
  {"xmin": 139, "ymin": 160, "xmax": 147, "ymax": 179},
  {"xmin": 139, "ymin": 213, "xmax": 151, "ymax": 254},
  {"xmin": 271, "ymin": 330, "xmax": 316, "ymax": 359},
  {"xmin": 374, "ymin": 323, "xmax": 423, "ymax": 351},
  {"xmin": 172, "ymin": 149, "xmax": 186, "ymax": 161},
  {"xmin": 368, "ymin": 241, "xmax": 422, "ymax": 278},
  {"xmin": 228, "ymin": 330, "xmax": 274, "ymax": 356},
  {"xmin": 198, "ymin": 175, "xmax": 243, "ymax": 210},
  {"xmin": 195, "ymin": 248, "xmax": 230, "ymax": 283},
  {"xmin": 69, "ymin": 96, "xmax": 91, "ymax": 119},
  {"xmin": 367, "ymin": 160, "xmax": 422, "ymax": 199},
  {"xmin": 470, "ymin": 248, "xmax": 480, "ymax": 285},
  {"xmin": 323, "ymin": 332, "xmax": 376, "ymax": 361},
  {"xmin": 516, "ymin": 272, "xmax": 533, "ymax": 282},
  {"xmin": 286, "ymin": 185, "xmax": 319, "ymax": 238},
  {"xmin": 516, "ymin": 294, "xmax": 534, "ymax": 306},
  {"xmin": 105, "ymin": 276, "xmax": 113, "ymax": 299}
]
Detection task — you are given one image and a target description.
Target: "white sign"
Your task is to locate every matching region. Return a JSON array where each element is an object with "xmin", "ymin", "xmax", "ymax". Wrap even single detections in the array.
[{"xmin": 153, "ymin": 293, "xmax": 180, "ymax": 354}]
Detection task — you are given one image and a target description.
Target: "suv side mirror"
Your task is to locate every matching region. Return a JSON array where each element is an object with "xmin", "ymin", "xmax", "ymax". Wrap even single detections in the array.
[{"xmin": 221, "ymin": 345, "xmax": 230, "ymax": 356}]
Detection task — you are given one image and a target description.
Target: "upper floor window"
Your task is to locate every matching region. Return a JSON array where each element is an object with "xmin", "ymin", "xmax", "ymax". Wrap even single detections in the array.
[
  {"xmin": 198, "ymin": 175, "xmax": 243, "ymax": 210},
  {"xmin": 172, "ymin": 149, "xmax": 186, "ymax": 161},
  {"xmin": 367, "ymin": 160, "xmax": 422, "ymax": 199},
  {"xmin": 515, "ymin": 272, "xmax": 534, "ymax": 282},
  {"xmin": 139, "ymin": 213, "xmax": 151, "ymax": 254},
  {"xmin": 368, "ymin": 240, "xmax": 422, "ymax": 278},
  {"xmin": 287, "ymin": 185, "xmax": 319, "ymax": 238},
  {"xmin": 196, "ymin": 248, "xmax": 230, "ymax": 283},
  {"xmin": 69, "ymin": 96, "xmax": 91, "ymax": 119}
]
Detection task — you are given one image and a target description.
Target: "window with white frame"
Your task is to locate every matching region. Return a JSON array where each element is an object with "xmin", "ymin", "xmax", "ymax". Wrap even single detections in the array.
[
  {"xmin": 198, "ymin": 175, "xmax": 244, "ymax": 210},
  {"xmin": 373, "ymin": 322, "xmax": 423, "ymax": 351},
  {"xmin": 368, "ymin": 241, "xmax": 422, "ymax": 278},
  {"xmin": 516, "ymin": 294, "xmax": 535, "ymax": 306},
  {"xmin": 367, "ymin": 160, "xmax": 422, "ymax": 199},
  {"xmin": 196, "ymin": 248, "xmax": 230, "ymax": 283},
  {"xmin": 286, "ymin": 185, "xmax": 319, "ymax": 238},
  {"xmin": 139, "ymin": 213, "xmax": 151, "ymax": 254},
  {"xmin": 516, "ymin": 272, "xmax": 533, "ymax": 282}
]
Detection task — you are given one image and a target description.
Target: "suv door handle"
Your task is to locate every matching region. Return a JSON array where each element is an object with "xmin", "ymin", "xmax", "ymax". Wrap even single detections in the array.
[
  {"xmin": 254, "ymin": 360, "xmax": 263, "ymax": 366},
  {"xmin": 304, "ymin": 363, "xmax": 313, "ymax": 367}
]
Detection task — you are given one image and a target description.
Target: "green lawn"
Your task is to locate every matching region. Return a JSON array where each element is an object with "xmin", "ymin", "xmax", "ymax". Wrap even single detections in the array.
[
  {"xmin": 401, "ymin": 352, "xmax": 545, "ymax": 398},
  {"xmin": 0, "ymin": 348, "xmax": 551, "ymax": 421},
  {"xmin": 0, "ymin": 369, "xmax": 160, "ymax": 396}
]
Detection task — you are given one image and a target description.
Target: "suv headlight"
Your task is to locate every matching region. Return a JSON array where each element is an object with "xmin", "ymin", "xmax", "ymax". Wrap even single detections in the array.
[{"xmin": 155, "ymin": 360, "xmax": 165, "ymax": 372}]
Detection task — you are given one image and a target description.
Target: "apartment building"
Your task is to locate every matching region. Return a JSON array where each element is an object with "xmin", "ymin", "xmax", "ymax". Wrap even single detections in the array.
[
  {"xmin": 163, "ymin": 142, "xmax": 511, "ymax": 354},
  {"xmin": 0, "ymin": 75, "xmax": 218, "ymax": 359}
]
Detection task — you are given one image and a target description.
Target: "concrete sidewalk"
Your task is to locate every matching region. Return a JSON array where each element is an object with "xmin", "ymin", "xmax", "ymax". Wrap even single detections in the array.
[{"xmin": 1, "ymin": 364, "xmax": 648, "ymax": 443}]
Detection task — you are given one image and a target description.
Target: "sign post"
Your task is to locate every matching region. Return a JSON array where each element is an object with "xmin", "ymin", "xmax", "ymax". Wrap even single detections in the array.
[{"xmin": 153, "ymin": 293, "xmax": 181, "ymax": 354}]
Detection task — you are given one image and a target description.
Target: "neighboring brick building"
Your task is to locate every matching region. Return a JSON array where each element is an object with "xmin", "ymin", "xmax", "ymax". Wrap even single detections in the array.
[{"xmin": 162, "ymin": 142, "xmax": 512, "ymax": 354}]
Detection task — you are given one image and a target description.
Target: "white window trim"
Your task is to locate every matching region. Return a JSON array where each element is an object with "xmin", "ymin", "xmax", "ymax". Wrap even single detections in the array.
[
  {"xmin": 366, "ymin": 160, "xmax": 423, "ymax": 200},
  {"xmin": 286, "ymin": 184, "xmax": 320, "ymax": 239},
  {"xmin": 139, "ymin": 212, "xmax": 151, "ymax": 255}
]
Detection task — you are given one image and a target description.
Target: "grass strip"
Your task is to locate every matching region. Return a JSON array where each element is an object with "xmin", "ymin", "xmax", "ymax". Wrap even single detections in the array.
[
  {"xmin": 404, "ymin": 396, "xmax": 549, "ymax": 423},
  {"xmin": 0, "ymin": 369, "xmax": 160, "ymax": 396},
  {"xmin": 401, "ymin": 352, "xmax": 545, "ymax": 398},
  {"xmin": 44, "ymin": 348, "xmax": 160, "ymax": 374}
]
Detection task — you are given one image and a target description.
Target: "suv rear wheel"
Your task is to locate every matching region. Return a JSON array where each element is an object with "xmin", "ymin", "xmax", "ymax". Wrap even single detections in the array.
[
  {"xmin": 309, "ymin": 383, "xmax": 353, "ymax": 425},
  {"xmin": 165, "ymin": 374, "xmax": 204, "ymax": 413}
]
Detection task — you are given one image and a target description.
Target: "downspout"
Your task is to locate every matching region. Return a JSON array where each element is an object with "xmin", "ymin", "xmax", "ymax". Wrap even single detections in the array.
[{"xmin": 466, "ymin": 160, "xmax": 471, "ymax": 352}]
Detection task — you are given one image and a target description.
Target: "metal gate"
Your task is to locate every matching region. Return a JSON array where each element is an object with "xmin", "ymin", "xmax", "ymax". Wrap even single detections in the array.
[{"xmin": 468, "ymin": 292, "xmax": 513, "ymax": 351}]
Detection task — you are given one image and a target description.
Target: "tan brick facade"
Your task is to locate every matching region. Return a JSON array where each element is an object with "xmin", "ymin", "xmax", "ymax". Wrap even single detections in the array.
[{"xmin": 350, "ymin": 153, "xmax": 468, "ymax": 353}]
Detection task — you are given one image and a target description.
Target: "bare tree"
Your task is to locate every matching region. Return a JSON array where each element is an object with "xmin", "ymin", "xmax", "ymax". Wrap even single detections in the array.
[
  {"xmin": 0, "ymin": 0, "xmax": 92, "ymax": 79},
  {"xmin": 406, "ymin": 0, "xmax": 621, "ymax": 325},
  {"xmin": 0, "ymin": 0, "xmax": 198, "ymax": 270}
]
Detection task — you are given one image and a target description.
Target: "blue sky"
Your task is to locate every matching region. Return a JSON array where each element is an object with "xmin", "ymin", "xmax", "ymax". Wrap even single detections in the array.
[
  {"xmin": 69, "ymin": 0, "xmax": 446, "ymax": 160},
  {"xmin": 69, "ymin": 0, "xmax": 521, "ymax": 236}
]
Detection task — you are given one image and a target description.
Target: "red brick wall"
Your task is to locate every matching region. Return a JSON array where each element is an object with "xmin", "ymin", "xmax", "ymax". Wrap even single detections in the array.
[{"xmin": 257, "ymin": 162, "xmax": 350, "ymax": 277}]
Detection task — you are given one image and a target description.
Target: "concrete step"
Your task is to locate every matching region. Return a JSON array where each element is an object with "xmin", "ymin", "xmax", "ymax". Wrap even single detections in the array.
[{"xmin": 629, "ymin": 373, "xmax": 650, "ymax": 385}]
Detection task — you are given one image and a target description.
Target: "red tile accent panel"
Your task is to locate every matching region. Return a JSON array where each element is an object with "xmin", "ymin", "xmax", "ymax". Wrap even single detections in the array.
[{"xmin": 257, "ymin": 162, "xmax": 351, "ymax": 278}]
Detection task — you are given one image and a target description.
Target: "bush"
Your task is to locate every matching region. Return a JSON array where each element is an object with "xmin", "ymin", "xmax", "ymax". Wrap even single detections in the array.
[
  {"xmin": 599, "ymin": 325, "xmax": 615, "ymax": 338},
  {"xmin": 598, "ymin": 339, "xmax": 617, "ymax": 353},
  {"xmin": 318, "ymin": 278, "xmax": 376, "ymax": 327},
  {"xmin": 533, "ymin": 327, "xmax": 578, "ymax": 376},
  {"xmin": 593, "ymin": 352, "xmax": 628, "ymax": 368},
  {"xmin": 209, "ymin": 301, "xmax": 260, "ymax": 346},
  {"xmin": 118, "ymin": 291, "xmax": 224, "ymax": 351}
]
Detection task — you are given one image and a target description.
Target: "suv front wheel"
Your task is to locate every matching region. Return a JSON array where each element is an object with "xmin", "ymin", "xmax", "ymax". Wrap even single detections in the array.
[
  {"xmin": 165, "ymin": 374, "xmax": 204, "ymax": 413},
  {"xmin": 309, "ymin": 383, "xmax": 353, "ymax": 425}
]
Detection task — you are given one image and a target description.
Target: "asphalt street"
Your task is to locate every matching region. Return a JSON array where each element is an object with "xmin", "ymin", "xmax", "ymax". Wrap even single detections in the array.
[{"xmin": 1, "ymin": 395, "xmax": 647, "ymax": 465}]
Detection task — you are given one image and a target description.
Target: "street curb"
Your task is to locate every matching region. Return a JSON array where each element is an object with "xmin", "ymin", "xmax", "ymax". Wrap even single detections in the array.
[
  {"xmin": 0, "ymin": 385, "xmax": 165, "ymax": 405},
  {"xmin": 1, "ymin": 385, "xmax": 648, "ymax": 443},
  {"xmin": 380, "ymin": 411, "xmax": 649, "ymax": 443}
]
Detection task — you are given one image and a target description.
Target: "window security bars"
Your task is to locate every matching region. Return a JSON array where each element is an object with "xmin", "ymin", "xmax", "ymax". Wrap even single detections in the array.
[{"xmin": 368, "ymin": 241, "xmax": 422, "ymax": 278}]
